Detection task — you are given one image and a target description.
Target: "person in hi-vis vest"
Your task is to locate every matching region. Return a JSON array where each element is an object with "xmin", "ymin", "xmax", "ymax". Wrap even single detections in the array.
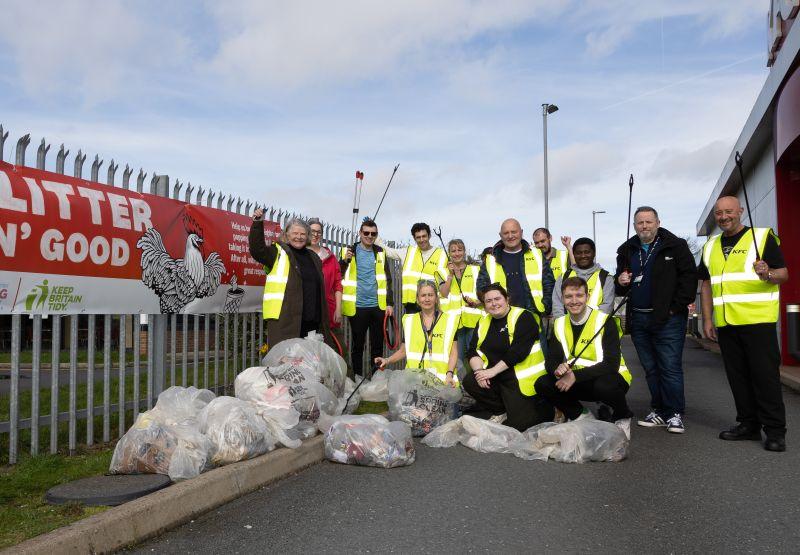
[
  {"xmin": 533, "ymin": 227, "xmax": 574, "ymax": 282},
  {"xmin": 699, "ymin": 196, "xmax": 788, "ymax": 452},
  {"xmin": 375, "ymin": 280, "xmax": 459, "ymax": 387},
  {"xmin": 438, "ymin": 238, "xmax": 483, "ymax": 378},
  {"xmin": 463, "ymin": 283, "xmax": 553, "ymax": 432},
  {"xmin": 249, "ymin": 210, "xmax": 333, "ymax": 349},
  {"xmin": 551, "ymin": 237, "xmax": 615, "ymax": 319},
  {"xmin": 340, "ymin": 219, "xmax": 394, "ymax": 379},
  {"xmin": 536, "ymin": 275, "xmax": 633, "ymax": 426},
  {"xmin": 379, "ymin": 222, "xmax": 449, "ymax": 316}
]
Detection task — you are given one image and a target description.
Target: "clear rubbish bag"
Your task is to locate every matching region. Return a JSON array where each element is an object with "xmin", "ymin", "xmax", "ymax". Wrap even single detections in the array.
[
  {"xmin": 324, "ymin": 415, "xmax": 415, "ymax": 468},
  {"xmin": 388, "ymin": 369, "xmax": 462, "ymax": 436},
  {"xmin": 421, "ymin": 415, "xmax": 523, "ymax": 454},
  {"xmin": 516, "ymin": 419, "xmax": 629, "ymax": 463},
  {"xmin": 261, "ymin": 332, "xmax": 347, "ymax": 398},
  {"xmin": 358, "ymin": 369, "xmax": 391, "ymax": 403},
  {"xmin": 198, "ymin": 396, "xmax": 277, "ymax": 465},
  {"xmin": 109, "ymin": 409, "xmax": 212, "ymax": 481}
]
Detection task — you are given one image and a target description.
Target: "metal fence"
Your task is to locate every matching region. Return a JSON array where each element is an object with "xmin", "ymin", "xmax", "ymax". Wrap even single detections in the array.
[{"xmin": 0, "ymin": 124, "xmax": 404, "ymax": 464}]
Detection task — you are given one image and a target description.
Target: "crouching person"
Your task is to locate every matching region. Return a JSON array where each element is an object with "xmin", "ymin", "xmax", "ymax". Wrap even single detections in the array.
[
  {"xmin": 536, "ymin": 276, "xmax": 633, "ymax": 423},
  {"xmin": 462, "ymin": 283, "xmax": 554, "ymax": 431}
]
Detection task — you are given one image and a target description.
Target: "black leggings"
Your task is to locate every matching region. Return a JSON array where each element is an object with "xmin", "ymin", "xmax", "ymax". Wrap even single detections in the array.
[
  {"xmin": 462, "ymin": 369, "xmax": 554, "ymax": 431},
  {"xmin": 535, "ymin": 373, "xmax": 632, "ymax": 421}
]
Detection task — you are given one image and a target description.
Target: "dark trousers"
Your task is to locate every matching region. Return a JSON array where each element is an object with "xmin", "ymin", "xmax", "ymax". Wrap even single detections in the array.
[
  {"xmin": 630, "ymin": 311, "xmax": 686, "ymax": 416},
  {"xmin": 348, "ymin": 307, "xmax": 385, "ymax": 378},
  {"xmin": 535, "ymin": 373, "xmax": 633, "ymax": 421},
  {"xmin": 462, "ymin": 369, "xmax": 554, "ymax": 432},
  {"xmin": 717, "ymin": 323, "xmax": 786, "ymax": 438}
]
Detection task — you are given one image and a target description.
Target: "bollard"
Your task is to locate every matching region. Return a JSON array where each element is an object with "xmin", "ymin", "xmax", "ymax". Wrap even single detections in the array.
[{"xmin": 787, "ymin": 304, "xmax": 800, "ymax": 361}]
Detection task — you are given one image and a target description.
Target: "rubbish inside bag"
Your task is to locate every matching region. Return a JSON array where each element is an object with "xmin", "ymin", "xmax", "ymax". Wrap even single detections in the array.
[
  {"xmin": 324, "ymin": 414, "xmax": 415, "ymax": 468},
  {"xmin": 109, "ymin": 409, "xmax": 213, "ymax": 481},
  {"xmin": 261, "ymin": 332, "xmax": 347, "ymax": 398},
  {"xmin": 199, "ymin": 396, "xmax": 277, "ymax": 465},
  {"xmin": 154, "ymin": 386, "xmax": 215, "ymax": 423},
  {"xmin": 422, "ymin": 415, "xmax": 629, "ymax": 463},
  {"xmin": 388, "ymin": 369, "xmax": 462, "ymax": 436},
  {"xmin": 357, "ymin": 370, "xmax": 391, "ymax": 403}
]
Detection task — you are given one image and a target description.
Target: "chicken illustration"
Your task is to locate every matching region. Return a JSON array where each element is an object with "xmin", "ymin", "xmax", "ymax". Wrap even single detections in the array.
[{"xmin": 137, "ymin": 226, "xmax": 225, "ymax": 313}]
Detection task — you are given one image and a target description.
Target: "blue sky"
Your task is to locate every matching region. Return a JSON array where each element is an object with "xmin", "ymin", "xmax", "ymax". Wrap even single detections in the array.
[{"xmin": 0, "ymin": 0, "xmax": 769, "ymax": 268}]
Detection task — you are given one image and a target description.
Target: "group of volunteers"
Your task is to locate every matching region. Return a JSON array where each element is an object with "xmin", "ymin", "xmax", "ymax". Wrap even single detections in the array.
[{"xmin": 250, "ymin": 194, "xmax": 789, "ymax": 453}]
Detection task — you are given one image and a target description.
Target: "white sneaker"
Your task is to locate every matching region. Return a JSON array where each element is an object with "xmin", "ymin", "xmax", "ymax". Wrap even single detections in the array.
[
  {"xmin": 666, "ymin": 413, "xmax": 685, "ymax": 434},
  {"xmin": 489, "ymin": 413, "xmax": 507, "ymax": 424},
  {"xmin": 637, "ymin": 411, "xmax": 667, "ymax": 427}
]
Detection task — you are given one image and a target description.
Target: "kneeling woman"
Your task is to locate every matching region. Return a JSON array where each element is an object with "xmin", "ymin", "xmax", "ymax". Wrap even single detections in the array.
[
  {"xmin": 536, "ymin": 276, "xmax": 633, "ymax": 422},
  {"xmin": 375, "ymin": 280, "xmax": 459, "ymax": 386},
  {"xmin": 463, "ymin": 284, "xmax": 553, "ymax": 431}
]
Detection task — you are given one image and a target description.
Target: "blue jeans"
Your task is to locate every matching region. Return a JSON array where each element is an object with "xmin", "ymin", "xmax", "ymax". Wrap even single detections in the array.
[{"xmin": 629, "ymin": 312, "xmax": 686, "ymax": 416}]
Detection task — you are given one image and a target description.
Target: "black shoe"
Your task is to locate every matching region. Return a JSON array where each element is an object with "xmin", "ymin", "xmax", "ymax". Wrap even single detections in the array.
[
  {"xmin": 764, "ymin": 437, "xmax": 786, "ymax": 452},
  {"xmin": 597, "ymin": 404, "xmax": 613, "ymax": 422},
  {"xmin": 719, "ymin": 424, "xmax": 761, "ymax": 441}
]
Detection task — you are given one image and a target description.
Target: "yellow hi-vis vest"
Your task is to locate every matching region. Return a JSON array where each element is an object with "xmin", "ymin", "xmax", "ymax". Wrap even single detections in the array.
[
  {"xmin": 402, "ymin": 311, "xmax": 460, "ymax": 384},
  {"xmin": 262, "ymin": 244, "xmax": 291, "ymax": 319},
  {"xmin": 401, "ymin": 246, "xmax": 449, "ymax": 304},
  {"xmin": 440, "ymin": 265, "xmax": 483, "ymax": 328},
  {"xmin": 563, "ymin": 268, "xmax": 606, "ymax": 310},
  {"xmin": 341, "ymin": 248, "xmax": 388, "ymax": 317},
  {"xmin": 549, "ymin": 248, "xmax": 570, "ymax": 281},
  {"xmin": 485, "ymin": 249, "xmax": 545, "ymax": 313},
  {"xmin": 702, "ymin": 227, "xmax": 780, "ymax": 327},
  {"xmin": 475, "ymin": 307, "xmax": 546, "ymax": 396},
  {"xmin": 553, "ymin": 309, "xmax": 632, "ymax": 384}
]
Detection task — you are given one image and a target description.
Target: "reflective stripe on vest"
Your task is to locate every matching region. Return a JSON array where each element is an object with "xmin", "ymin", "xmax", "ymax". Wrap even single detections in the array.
[
  {"xmin": 702, "ymin": 227, "xmax": 780, "ymax": 327},
  {"xmin": 262, "ymin": 244, "xmax": 291, "ymax": 320},
  {"xmin": 440, "ymin": 265, "xmax": 484, "ymax": 328},
  {"xmin": 475, "ymin": 307, "xmax": 545, "ymax": 396},
  {"xmin": 403, "ymin": 311, "xmax": 460, "ymax": 384},
  {"xmin": 549, "ymin": 248, "xmax": 569, "ymax": 281},
  {"xmin": 401, "ymin": 246, "xmax": 449, "ymax": 304},
  {"xmin": 341, "ymin": 249, "xmax": 388, "ymax": 317},
  {"xmin": 553, "ymin": 310, "xmax": 632, "ymax": 384},
  {"xmin": 484, "ymin": 250, "xmax": 545, "ymax": 312}
]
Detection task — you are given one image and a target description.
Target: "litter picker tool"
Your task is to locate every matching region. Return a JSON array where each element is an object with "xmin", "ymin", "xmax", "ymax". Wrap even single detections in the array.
[
  {"xmin": 350, "ymin": 171, "xmax": 364, "ymax": 238},
  {"xmin": 735, "ymin": 151, "xmax": 761, "ymax": 260},
  {"xmin": 623, "ymin": 174, "xmax": 634, "ymax": 273},
  {"xmin": 371, "ymin": 164, "xmax": 399, "ymax": 221}
]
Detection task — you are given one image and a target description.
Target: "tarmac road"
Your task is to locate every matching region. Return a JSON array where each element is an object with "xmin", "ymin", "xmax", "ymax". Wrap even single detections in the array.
[{"xmin": 132, "ymin": 338, "xmax": 800, "ymax": 553}]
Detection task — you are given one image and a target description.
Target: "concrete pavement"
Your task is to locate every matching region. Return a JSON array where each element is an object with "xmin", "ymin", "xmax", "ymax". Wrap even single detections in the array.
[{"xmin": 131, "ymin": 338, "xmax": 800, "ymax": 553}]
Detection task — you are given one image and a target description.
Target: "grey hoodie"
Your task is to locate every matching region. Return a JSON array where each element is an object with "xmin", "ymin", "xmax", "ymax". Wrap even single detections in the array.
[{"xmin": 551, "ymin": 263, "xmax": 615, "ymax": 319}]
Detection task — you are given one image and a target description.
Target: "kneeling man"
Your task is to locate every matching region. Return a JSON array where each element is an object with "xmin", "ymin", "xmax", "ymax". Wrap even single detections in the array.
[{"xmin": 536, "ymin": 276, "xmax": 633, "ymax": 424}]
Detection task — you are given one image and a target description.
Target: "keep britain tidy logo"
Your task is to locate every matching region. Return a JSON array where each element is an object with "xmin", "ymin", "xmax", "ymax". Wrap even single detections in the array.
[{"xmin": 24, "ymin": 279, "xmax": 83, "ymax": 311}]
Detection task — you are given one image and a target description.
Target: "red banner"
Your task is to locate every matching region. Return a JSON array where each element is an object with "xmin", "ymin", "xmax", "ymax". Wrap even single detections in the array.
[{"xmin": 0, "ymin": 161, "xmax": 280, "ymax": 314}]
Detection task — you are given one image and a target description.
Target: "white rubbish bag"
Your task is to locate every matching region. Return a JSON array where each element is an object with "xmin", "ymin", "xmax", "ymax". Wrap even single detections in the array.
[
  {"xmin": 515, "ymin": 420, "xmax": 629, "ymax": 463},
  {"xmin": 261, "ymin": 332, "xmax": 347, "ymax": 398},
  {"xmin": 358, "ymin": 370, "xmax": 391, "ymax": 402},
  {"xmin": 388, "ymin": 369, "xmax": 462, "ymax": 436},
  {"xmin": 198, "ymin": 396, "xmax": 276, "ymax": 465},
  {"xmin": 324, "ymin": 414, "xmax": 415, "ymax": 468}
]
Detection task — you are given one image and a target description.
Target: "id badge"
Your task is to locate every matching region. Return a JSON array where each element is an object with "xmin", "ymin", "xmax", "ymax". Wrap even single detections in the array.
[{"xmin": 633, "ymin": 275, "xmax": 643, "ymax": 284}]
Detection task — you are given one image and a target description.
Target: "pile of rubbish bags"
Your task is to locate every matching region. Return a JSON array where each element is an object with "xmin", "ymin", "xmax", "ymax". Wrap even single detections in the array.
[
  {"xmin": 388, "ymin": 369, "xmax": 462, "ymax": 436},
  {"xmin": 422, "ymin": 414, "xmax": 629, "ymax": 463},
  {"xmin": 110, "ymin": 333, "xmax": 354, "ymax": 481},
  {"xmin": 356, "ymin": 369, "xmax": 391, "ymax": 403},
  {"xmin": 321, "ymin": 414, "xmax": 415, "ymax": 468}
]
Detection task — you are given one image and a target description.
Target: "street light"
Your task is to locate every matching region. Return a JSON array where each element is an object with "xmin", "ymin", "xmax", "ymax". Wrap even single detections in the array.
[
  {"xmin": 542, "ymin": 103, "xmax": 558, "ymax": 230},
  {"xmin": 592, "ymin": 210, "xmax": 606, "ymax": 245}
]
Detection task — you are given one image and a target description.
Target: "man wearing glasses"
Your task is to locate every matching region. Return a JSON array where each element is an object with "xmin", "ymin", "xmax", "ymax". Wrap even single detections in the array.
[{"xmin": 341, "ymin": 219, "xmax": 395, "ymax": 379}]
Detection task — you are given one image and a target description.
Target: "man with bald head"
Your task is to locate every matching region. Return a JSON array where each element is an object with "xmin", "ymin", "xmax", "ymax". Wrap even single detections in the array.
[
  {"xmin": 699, "ymin": 195, "xmax": 788, "ymax": 452},
  {"xmin": 477, "ymin": 218, "xmax": 554, "ymax": 318}
]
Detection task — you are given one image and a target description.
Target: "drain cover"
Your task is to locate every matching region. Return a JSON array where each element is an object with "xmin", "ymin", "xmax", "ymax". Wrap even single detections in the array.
[{"xmin": 45, "ymin": 474, "xmax": 172, "ymax": 506}]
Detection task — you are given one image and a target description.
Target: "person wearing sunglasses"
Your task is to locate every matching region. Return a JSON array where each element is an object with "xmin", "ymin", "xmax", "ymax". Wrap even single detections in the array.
[
  {"xmin": 463, "ymin": 283, "xmax": 553, "ymax": 430},
  {"xmin": 341, "ymin": 219, "xmax": 395, "ymax": 379},
  {"xmin": 375, "ymin": 280, "xmax": 458, "ymax": 386},
  {"xmin": 250, "ymin": 209, "xmax": 333, "ymax": 348}
]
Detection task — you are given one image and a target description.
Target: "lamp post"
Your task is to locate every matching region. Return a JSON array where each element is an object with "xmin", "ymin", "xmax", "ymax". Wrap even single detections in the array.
[
  {"xmin": 542, "ymin": 103, "xmax": 558, "ymax": 230},
  {"xmin": 592, "ymin": 210, "xmax": 606, "ymax": 245}
]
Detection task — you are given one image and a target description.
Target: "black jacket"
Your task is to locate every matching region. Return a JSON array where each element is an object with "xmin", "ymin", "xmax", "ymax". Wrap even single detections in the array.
[
  {"xmin": 338, "ymin": 243, "xmax": 394, "ymax": 307},
  {"xmin": 614, "ymin": 227, "xmax": 697, "ymax": 327},
  {"xmin": 477, "ymin": 239, "xmax": 554, "ymax": 315}
]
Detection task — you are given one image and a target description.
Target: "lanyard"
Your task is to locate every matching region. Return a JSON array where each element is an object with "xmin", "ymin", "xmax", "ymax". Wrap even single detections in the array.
[
  {"xmin": 636, "ymin": 237, "xmax": 660, "ymax": 281},
  {"xmin": 418, "ymin": 311, "xmax": 441, "ymax": 368}
]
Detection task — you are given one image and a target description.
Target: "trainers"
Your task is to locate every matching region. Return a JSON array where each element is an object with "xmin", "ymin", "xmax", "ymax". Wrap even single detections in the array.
[
  {"xmin": 489, "ymin": 413, "xmax": 507, "ymax": 424},
  {"xmin": 573, "ymin": 408, "xmax": 594, "ymax": 422},
  {"xmin": 637, "ymin": 411, "xmax": 667, "ymax": 427},
  {"xmin": 666, "ymin": 413, "xmax": 685, "ymax": 434}
]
